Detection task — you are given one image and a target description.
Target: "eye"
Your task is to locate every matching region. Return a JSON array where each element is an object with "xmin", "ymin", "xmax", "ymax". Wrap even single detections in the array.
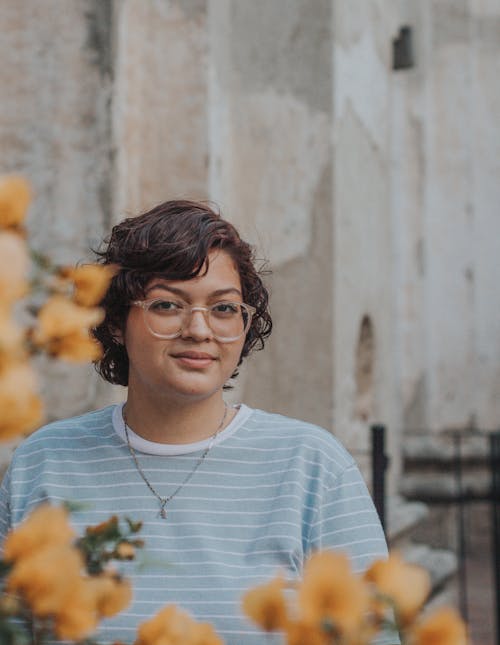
[
  {"xmin": 149, "ymin": 300, "xmax": 182, "ymax": 314},
  {"xmin": 211, "ymin": 302, "xmax": 240, "ymax": 316}
]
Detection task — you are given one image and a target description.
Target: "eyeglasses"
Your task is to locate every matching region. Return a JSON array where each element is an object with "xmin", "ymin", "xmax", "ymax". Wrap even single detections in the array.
[{"xmin": 131, "ymin": 298, "xmax": 256, "ymax": 342}]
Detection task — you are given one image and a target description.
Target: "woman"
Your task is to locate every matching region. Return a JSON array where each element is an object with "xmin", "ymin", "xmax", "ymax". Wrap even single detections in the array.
[{"xmin": 0, "ymin": 201, "xmax": 393, "ymax": 644}]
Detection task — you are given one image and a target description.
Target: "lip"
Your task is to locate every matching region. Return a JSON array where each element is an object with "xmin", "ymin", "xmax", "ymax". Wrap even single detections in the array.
[
  {"xmin": 172, "ymin": 351, "xmax": 217, "ymax": 360},
  {"xmin": 171, "ymin": 351, "xmax": 217, "ymax": 369}
]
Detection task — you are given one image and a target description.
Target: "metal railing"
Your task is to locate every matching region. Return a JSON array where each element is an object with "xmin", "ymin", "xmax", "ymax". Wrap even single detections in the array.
[{"xmin": 369, "ymin": 424, "xmax": 500, "ymax": 645}]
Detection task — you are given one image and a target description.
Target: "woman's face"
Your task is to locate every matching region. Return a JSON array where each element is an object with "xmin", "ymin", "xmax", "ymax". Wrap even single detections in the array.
[{"xmin": 122, "ymin": 250, "xmax": 245, "ymax": 406}]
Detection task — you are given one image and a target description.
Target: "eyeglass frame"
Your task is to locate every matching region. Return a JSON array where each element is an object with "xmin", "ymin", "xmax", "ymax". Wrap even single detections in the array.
[{"xmin": 130, "ymin": 298, "xmax": 256, "ymax": 343}]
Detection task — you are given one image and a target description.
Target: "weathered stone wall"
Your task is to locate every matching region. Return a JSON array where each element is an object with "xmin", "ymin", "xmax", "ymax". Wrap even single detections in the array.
[
  {"xmin": 1, "ymin": 0, "xmax": 499, "ymax": 500},
  {"xmin": 113, "ymin": 0, "xmax": 210, "ymax": 216},
  {"xmin": 392, "ymin": 0, "xmax": 500, "ymax": 437},
  {"xmin": 392, "ymin": 0, "xmax": 500, "ymax": 509},
  {"xmin": 0, "ymin": 0, "xmax": 115, "ymax": 436},
  {"xmin": 208, "ymin": 0, "xmax": 335, "ymax": 434},
  {"xmin": 331, "ymin": 1, "xmax": 401, "ymax": 484}
]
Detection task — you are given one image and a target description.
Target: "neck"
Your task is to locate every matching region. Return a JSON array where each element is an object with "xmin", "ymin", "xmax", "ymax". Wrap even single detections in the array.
[{"xmin": 123, "ymin": 392, "xmax": 230, "ymax": 444}]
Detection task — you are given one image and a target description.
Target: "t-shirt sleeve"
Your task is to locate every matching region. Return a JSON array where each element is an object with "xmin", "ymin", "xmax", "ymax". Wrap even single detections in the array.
[
  {"xmin": 308, "ymin": 461, "xmax": 400, "ymax": 644},
  {"xmin": 308, "ymin": 461, "xmax": 388, "ymax": 572}
]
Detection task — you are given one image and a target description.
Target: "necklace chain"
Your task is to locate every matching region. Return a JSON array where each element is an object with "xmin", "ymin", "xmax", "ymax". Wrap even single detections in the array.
[{"xmin": 122, "ymin": 405, "xmax": 228, "ymax": 519}]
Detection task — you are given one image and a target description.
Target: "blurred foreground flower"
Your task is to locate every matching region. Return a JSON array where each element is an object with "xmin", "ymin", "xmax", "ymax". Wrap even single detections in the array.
[
  {"xmin": 0, "ymin": 362, "xmax": 44, "ymax": 439},
  {"xmin": 0, "ymin": 311, "xmax": 26, "ymax": 370},
  {"xmin": 364, "ymin": 552, "xmax": 431, "ymax": 625},
  {"xmin": 0, "ymin": 175, "xmax": 117, "ymax": 441},
  {"xmin": 241, "ymin": 575, "xmax": 288, "ymax": 632},
  {"xmin": 0, "ymin": 231, "xmax": 29, "ymax": 305},
  {"xmin": 3, "ymin": 505, "xmax": 74, "ymax": 560},
  {"xmin": 299, "ymin": 551, "xmax": 370, "ymax": 640},
  {"xmin": 0, "ymin": 175, "xmax": 31, "ymax": 231},
  {"xmin": 242, "ymin": 549, "xmax": 468, "ymax": 645},
  {"xmin": 135, "ymin": 604, "xmax": 223, "ymax": 645},
  {"xmin": 58, "ymin": 263, "xmax": 119, "ymax": 307},
  {"xmin": 409, "ymin": 607, "xmax": 468, "ymax": 645},
  {"xmin": 1, "ymin": 504, "xmax": 138, "ymax": 643},
  {"xmin": 32, "ymin": 295, "xmax": 105, "ymax": 361}
]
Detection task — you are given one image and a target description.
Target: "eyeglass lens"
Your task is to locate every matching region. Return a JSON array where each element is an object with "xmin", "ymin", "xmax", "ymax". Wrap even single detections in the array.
[{"xmin": 145, "ymin": 301, "xmax": 250, "ymax": 340}]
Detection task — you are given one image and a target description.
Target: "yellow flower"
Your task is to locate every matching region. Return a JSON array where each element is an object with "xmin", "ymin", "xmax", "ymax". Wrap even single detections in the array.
[
  {"xmin": 0, "ymin": 391, "xmax": 43, "ymax": 440},
  {"xmin": 0, "ymin": 175, "xmax": 31, "ymax": 230},
  {"xmin": 116, "ymin": 541, "xmax": 136, "ymax": 559},
  {"xmin": 0, "ymin": 311, "xmax": 26, "ymax": 370},
  {"xmin": 364, "ymin": 552, "xmax": 430, "ymax": 624},
  {"xmin": 0, "ymin": 362, "xmax": 44, "ymax": 439},
  {"xmin": 57, "ymin": 574, "xmax": 131, "ymax": 639},
  {"xmin": 54, "ymin": 603, "xmax": 98, "ymax": 641},
  {"xmin": 32, "ymin": 295, "xmax": 104, "ymax": 361},
  {"xmin": 34, "ymin": 295, "xmax": 104, "ymax": 338},
  {"xmin": 298, "ymin": 551, "xmax": 369, "ymax": 638},
  {"xmin": 87, "ymin": 573, "xmax": 132, "ymax": 618},
  {"xmin": 7, "ymin": 544, "xmax": 83, "ymax": 617},
  {"xmin": 135, "ymin": 605, "xmax": 195, "ymax": 645},
  {"xmin": 285, "ymin": 619, "xmax": 328, "ymax": 645},
  {"xmin": 4, "ymin": 505, "xmax": 134, "ymax": 642},
  {"xmin": 60, "ymin": 263, "xmax": 118, "ymax": 307},
  {"xmin": 189, "ymin": 622, "xmax": 225, "ymax": 645},
  {"xmin": 135, "ymin": 605, "xmax": 224, "ymax": 645},
  {"xmin": 48, "ymin": 329, "xmax": 104, "ymax": 362},
  {"xmin": 242, "ymin": 575, "xmax": 288, "ymax": 631},
  {"xmin": 53, "ymin": 577, "xmax": 99, "ymax": 641},
  {"xmin": 0, "ymin": 231, "xmax": 29, "ymax": 305},
  {"xmin": 3, "ymin": 505, "xmax": 74, "ymax": 562},
  {"xmin": 408, "ymin": 607, "xmax": 468, "ymax": 645}
]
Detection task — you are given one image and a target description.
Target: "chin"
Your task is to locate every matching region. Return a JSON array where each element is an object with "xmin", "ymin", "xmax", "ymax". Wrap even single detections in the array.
[{"xmin": 162, "ymin": 379, "xmax": 223, "ymax": 401}]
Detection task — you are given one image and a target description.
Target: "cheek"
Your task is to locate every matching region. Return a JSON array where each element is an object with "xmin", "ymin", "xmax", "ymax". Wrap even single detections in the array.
[
  {"xmin": 123, "ymin": 309, "xmax": 148, "ymax": 345},
  {"xmin": 224, "ymin": 340, "xmax": 245, "ymax": 372}
]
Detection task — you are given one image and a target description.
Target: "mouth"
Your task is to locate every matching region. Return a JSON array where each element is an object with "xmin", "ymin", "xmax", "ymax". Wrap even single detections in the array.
[{"xmin": 171, "ymin": 351, "xmax": 217, "ymax": 368}]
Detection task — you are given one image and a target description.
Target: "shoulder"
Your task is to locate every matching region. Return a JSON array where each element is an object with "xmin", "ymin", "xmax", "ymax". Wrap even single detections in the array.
[
  {"xmin": 242, "ymin": 408, "xmax": 356, "ymax": 484},
  {"xmin": 244, "ymin": 408, "xmax": 353, "ymax": 459},
  {"xmin": 10, "ymin": 405, "xmax": 117, "ymax": 462}
]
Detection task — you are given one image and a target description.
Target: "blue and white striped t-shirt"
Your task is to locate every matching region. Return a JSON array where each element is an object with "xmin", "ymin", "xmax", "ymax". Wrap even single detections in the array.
[{"xmin": 0, "ymin": 404, "xmax": 394, "ymax": 644}]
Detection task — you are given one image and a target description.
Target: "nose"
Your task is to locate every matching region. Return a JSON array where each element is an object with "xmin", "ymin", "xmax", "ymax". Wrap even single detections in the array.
[{"xmin": 180, "ymin": 308, "xmax": 213, "ymax": 341}]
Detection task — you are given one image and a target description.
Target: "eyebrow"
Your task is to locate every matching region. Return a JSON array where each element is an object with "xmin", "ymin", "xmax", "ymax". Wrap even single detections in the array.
[{"xmin": 147, "ymin": 284, "xmax": 242, "ymax": 299}]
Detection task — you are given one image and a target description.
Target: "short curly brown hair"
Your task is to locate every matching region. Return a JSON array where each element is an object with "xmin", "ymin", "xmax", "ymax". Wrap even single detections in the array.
[{"xmin": 92, "ymin": 200, "xmax": 272, "ymax": 386}]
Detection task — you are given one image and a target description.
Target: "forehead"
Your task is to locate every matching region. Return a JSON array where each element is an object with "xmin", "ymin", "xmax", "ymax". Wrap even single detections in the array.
[{"xmin": 146, "ymin": 250, "xmax": 242, "ymax": 296}]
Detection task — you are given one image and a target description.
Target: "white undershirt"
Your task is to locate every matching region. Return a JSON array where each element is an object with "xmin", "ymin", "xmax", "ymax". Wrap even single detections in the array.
[{"xmin": 112, "ymin": 402, "xmax": 252, "ymax": 455}]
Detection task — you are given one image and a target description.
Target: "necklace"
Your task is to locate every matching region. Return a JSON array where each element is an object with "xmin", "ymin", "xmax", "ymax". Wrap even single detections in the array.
[{"xmin": 122, "ymin": 405, "xmax": 228, "ymax": 519}]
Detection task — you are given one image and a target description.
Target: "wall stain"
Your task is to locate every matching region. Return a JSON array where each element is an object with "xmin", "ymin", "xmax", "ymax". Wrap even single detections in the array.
[{"xmin": 84, "ymin": 0, "xmax": 114, "ymax": 80}]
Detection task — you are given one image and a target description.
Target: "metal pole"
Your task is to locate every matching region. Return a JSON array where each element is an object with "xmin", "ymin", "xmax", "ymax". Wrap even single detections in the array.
[
  {"xmin": 490, "ymin": 432, "xmax": 500, "ymax": 645},
  {"xmin": 371, "ymin": 424, "xmax": 387, "ymax": 534},
  {"xmin": 454, "ymin": 433, "xmax": 468, "ymax": 624}
]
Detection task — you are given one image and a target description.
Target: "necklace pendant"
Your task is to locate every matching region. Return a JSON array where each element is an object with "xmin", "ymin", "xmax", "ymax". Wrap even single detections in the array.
[{"xmin": 123, "ymin": 405, "xmax": 228, "ymax": 523}]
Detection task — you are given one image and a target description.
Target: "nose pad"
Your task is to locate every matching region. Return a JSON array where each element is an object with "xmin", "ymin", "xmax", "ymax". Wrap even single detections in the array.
[{"xmin": 180, "ymin": 308, "xmax": 213, "ymax": 340}]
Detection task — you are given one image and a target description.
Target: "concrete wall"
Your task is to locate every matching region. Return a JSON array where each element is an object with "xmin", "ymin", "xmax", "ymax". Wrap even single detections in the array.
[
  {"xmin": 392, "ymin": 0, "xmax": 500, "ymax": 440},
  {"xmin": 113, "ymin": 0, "xmax": 210, "ymax": 215},
  {"xmin": 208, "ymin": 0, "xmax": 335, "ymax": 433},
  {"xmin": 0, "ymin": 1, "xmax": 114, "ymax": 424},
  {"xmin": 390, "ymin": 0, "xmax": 500, "ymax": 503},
  {"xmin": 332, "ymin": 1, "xmax": 401, "ymax": 481},
  {"xmin": 1, "ymin": 0, "xmax": 499, "ymax": 494}
]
